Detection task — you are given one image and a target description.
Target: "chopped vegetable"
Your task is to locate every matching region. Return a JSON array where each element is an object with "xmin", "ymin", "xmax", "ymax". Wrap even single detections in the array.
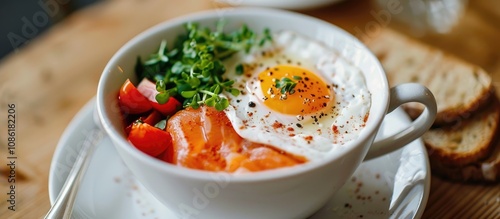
[
  {"xmin": 120, "ymin": 22, "xmax": 273, "ymax": 163},
  {"xmin": 127, "ymin": 120, "xmax": 172, "ymax": 157},
  {"xmin": 137, "ymin": 78, "xmax": 182, "ymax": 116},
  {"xmin": 142, "ymin": 110, "xmax": 163, "ymax": 126},
  {"xmin": 125, "ymin": 110, "xmax": 163, "ymax": 134},
  {"xmin": 119, "ymin": 79, "xmax": 153, "ymax": 114}
]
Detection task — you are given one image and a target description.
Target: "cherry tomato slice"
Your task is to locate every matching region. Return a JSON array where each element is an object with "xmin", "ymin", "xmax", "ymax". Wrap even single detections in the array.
[
  {"xmin": 151, "ymin": 98, "xmax": 182, "ymax": 117},
  {"xmin": 142, "ymin": 110, "xmax": 164, "ymax": 126},
  {"xmin": 124, "ymin": 110, "xmax": 164, "ymax": 134},
  {"xmin": 137, "ymin": 78, "xmax": 182, "ymax": 116},
  {"xmin": 156, "ymin": 147, "xmax": 174, "ymax": 163},
  {"xmin": 119, "ymin": 79, "xmax": 153, "ymax": 114},
  {"xmin": 127, "ymin": 121, "xmax": 172, "ymax": 157}
]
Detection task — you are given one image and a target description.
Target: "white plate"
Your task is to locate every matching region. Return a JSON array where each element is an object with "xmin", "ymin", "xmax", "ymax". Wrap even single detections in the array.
[{"xmin": 48, "ymin": 98, "xmax": 430, "ymax": 219}]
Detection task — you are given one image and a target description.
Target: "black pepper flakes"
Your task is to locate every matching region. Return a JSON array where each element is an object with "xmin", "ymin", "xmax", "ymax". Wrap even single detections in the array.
[{"xmin": 248, "ymin": 101, "xmax": 256, "ymax": 107}]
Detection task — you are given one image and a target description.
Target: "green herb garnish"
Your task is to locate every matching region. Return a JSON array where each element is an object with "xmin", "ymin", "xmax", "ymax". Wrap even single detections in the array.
[
  {"xmin": 154, "ymin": 119, "xmax": 167, "ymax": 130},
  {"xmin": 135, "ymin": 21, "xmax": 272, "ymax": 111},
  {"xmin": 275, "ymin": 76, "xmax": 302, "ymax": 95},
  {"xmin": 235, "ymin": 64, "xmax": 244, "ymax": 75}
]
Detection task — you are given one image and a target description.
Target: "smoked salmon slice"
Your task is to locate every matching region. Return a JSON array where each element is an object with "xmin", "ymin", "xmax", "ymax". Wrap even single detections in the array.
[{"xmin": 166, "ymin": 106, "xmax": 307, "ymax": 172}]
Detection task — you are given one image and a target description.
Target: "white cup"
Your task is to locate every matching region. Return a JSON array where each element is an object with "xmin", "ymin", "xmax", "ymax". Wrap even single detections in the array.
[{"xmin": 97, "ymin": 8, "xmax": 436, "ymax": 219}]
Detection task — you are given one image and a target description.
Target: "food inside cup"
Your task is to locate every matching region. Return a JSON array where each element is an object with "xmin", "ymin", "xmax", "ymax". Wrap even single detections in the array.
[{"xmin": 117, "ymin": 21, "xmax": 371, "ymax": 173}]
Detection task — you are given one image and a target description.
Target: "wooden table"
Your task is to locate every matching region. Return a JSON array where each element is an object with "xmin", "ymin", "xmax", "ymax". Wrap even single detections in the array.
[{"xmin": 0, "ymin": 0, "xmax": 498, "ymax": 218}]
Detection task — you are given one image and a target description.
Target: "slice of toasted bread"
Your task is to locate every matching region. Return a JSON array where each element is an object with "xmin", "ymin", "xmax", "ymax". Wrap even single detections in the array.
[
  {"xmin": 365, "ymin": 29, "xmax": 493, "ymax": 126},
  {"xmin": 429, "ymin": 134, "xmax": 500, "ymax": 183},
  {"xmin": 423, "ymin": 98, "xmax": 500, "ymax": 168},
  {"xmin": 402, "ymin": 63, "xmax": 493, "ymax": 126}
]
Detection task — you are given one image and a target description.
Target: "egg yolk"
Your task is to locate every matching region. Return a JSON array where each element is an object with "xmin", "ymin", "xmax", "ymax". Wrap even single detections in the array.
[{"xmin": 258, "ymin": 65, "xmax": 332, "ymax": 115}]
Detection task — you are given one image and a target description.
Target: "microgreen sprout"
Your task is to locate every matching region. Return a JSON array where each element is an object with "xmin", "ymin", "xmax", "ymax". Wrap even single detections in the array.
[
  {"xmin": 275, "ymin": 76, "xmax": 302, "ymax": 95},
  {"xmin": 134, "ymin": 20, "xmax": 272, "ymax": 111}
]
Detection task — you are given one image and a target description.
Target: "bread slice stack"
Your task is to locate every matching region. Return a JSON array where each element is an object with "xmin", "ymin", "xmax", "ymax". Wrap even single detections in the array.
[
  {"xmin": 423, "ymin": 99, "xmax": 500, "ymax": 182},
  {"xmin": 365, "ymin": 29, "xmax": 500, "ymax": 182}
]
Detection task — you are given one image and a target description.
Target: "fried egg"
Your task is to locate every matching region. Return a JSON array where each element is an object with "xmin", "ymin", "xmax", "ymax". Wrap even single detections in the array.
[{"xmin": 222, "ymin": 31, "xmax": 371, "ymax": 160}]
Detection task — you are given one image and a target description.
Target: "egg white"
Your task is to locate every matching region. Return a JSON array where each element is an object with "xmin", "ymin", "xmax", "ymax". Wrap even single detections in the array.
[{"xmin": 222, "ymin": 31, "xmax": 371, "ymax": 161}]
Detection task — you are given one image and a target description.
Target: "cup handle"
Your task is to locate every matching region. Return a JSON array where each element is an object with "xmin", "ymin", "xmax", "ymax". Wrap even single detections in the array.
[{"xmin": 364, "ymin": 83, "xmax": 437, "ymax": 161}]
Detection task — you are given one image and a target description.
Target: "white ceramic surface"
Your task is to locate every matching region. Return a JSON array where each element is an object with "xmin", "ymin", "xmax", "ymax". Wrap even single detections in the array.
[
  {"xmin": 49, "ymin": 99, "xmax": 430, "ymax": 219},
  {"xmin": 96, "ymin": 8, "xmax": 436, "ymax": 219}
]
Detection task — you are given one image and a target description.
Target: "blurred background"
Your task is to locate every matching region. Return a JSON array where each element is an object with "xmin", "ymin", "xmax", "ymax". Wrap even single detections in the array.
[
  {"xmin": 1, "ymin": 0, "xmax": 498, "ymax": 69},
  {"xmin": 0, "ymin": 0, "xmax": 99, "ymax": 58}
]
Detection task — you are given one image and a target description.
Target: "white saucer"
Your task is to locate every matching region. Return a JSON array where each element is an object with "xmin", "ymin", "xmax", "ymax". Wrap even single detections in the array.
[{"xmin": 49, "ymin": 98, "xmax": 430, "ymax": 219}]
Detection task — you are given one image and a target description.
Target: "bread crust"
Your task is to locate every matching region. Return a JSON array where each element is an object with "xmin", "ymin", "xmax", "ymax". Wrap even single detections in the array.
[
  {"xmin": 404, "ymin": 71, "xmax": 494, "ymax": 126},
  {"xmin": 423, "ymin": 99, "xmax": 500, "ymax": 168},
  {"xmin": 365, "ymin": 29, "xmax": 500, "ymax": 183},
  {"xmin": 424, "ymin": 97, "xmax": 500, "ymax": 182},
  {"xmin": 429, "ymin": 158, "xmax": 500, "ymax": 183},
  {"xmin": 365, "ymin": 29, "xmax": 494, "ymax": 126},
  {"xmin": 429, "ymin": 139, "xmax": 500, "ymax": 183}
]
